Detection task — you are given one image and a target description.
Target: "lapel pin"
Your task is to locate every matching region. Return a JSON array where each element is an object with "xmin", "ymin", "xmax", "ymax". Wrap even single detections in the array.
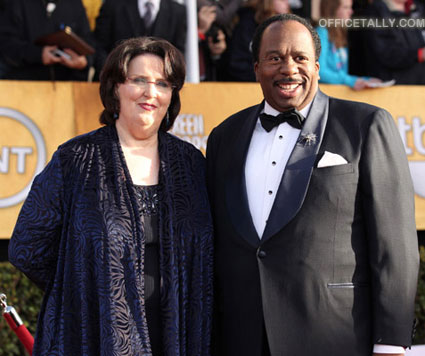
[{"xmin": 298, "ymin": 133, "xmax": 317, "ymax": 146}]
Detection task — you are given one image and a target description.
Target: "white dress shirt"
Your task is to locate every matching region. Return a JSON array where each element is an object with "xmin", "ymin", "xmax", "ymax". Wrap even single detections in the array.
[
  {"xmin": 138, "ymin": 0, "xmax": 160, "ymax": 22},
  {"xmin": 244, "ymin": 100, "xmax": 405, "ymax": 355},
  {"xmin": 245, "ymin": 100, "xmax": 310, "ymax": 238}
]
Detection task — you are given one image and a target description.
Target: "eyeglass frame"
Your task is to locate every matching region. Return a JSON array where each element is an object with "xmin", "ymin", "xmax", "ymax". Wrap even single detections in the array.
[{"xmin": 125, "ymin": 76, "xmax": 175, "ymax": 93}]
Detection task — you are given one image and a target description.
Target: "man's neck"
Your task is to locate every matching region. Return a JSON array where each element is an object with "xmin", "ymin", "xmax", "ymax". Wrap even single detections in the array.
[{"xmin": 263, "ymin": 98, "xmax": 314, "ymax": 119}]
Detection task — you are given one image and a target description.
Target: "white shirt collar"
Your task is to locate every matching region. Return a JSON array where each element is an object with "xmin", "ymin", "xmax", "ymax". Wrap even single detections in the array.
[{"xmin": 138, "ymin": 0, "xmax": 160, "ymax": 18}]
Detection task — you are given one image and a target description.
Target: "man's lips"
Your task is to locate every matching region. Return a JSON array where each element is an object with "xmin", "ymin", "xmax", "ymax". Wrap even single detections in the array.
[
  {"xmin": 274, "ymin": 80, "xmax": 303, "ymax": 96},
  {"xmin": 276, "ymin": 82, "xmax": 301, "ymax": 90}
]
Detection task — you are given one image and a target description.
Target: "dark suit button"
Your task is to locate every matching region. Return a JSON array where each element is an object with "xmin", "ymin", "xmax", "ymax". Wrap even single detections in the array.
[{"xmin": 258, "ymin": 250, "xmax": 267, "ymax": 258}]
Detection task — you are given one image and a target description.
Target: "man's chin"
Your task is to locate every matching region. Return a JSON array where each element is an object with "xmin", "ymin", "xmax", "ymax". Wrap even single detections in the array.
[{"xmin": 270, "ymin": 98, "xmax": 303, "ymax": 112}]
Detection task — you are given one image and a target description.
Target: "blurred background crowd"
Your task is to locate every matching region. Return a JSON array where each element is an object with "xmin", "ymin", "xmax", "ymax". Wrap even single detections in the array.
[{"xmin": 0, "ymin": 0, "xmax": 425, "ymax": 87}]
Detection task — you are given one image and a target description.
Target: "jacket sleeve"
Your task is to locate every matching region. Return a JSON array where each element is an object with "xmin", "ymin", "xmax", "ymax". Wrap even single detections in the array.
[
  {"xmin": 93, "ymin": 0, "xmax": 115, "ymax": 75},
  {"xmin": 360, "ymin": 108, "xmax": 419, "ymax": 346},
  {"xmin": 72, "ymin": 0, "xmax": 95, "ymax": 68},
  {"xmin": 8, "ymin": 150, "xmax": 64, "ymax": 290}
]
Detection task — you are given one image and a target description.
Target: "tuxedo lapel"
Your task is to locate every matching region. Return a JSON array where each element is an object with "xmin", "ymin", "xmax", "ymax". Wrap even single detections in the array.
[
  {"xmin": 262, "ymin": 90, "xmax": 329, "ymax": 242},
  {"xmin": 225, "ymin": 104, "xmax": 263, "ymax": 247}
]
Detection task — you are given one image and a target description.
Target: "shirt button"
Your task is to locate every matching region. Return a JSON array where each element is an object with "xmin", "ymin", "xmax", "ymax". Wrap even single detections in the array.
[
  {"xmin": 258, "ymin": 250, "xmax": 267, "ymax": 258},
  {"xmin": 268, "ymin": 190, "xmax": 273, "ymax": 195},
  {"xmin": 272, "ymin": 161, "xmax": 276, "ymax": 166},
  {"xmin": 279, "ymin": 135, "xmax": 283, "ymax": 139}
]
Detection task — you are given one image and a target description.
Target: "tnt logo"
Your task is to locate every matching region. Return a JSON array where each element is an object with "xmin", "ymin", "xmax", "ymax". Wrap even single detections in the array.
[{"xmin": 0, "ymin": 108, "xmax": 46, "ymax": 208}]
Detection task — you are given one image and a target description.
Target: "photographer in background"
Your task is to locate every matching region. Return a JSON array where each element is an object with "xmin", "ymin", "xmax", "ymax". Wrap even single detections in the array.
[{"xmin": 198, "ymin": 0, "xmax": 228, "ymax": 81}]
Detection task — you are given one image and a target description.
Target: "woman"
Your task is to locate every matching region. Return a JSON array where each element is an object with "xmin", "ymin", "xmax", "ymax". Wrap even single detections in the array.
[
  {"xmin": 8, "ymin": 37, "xmax": 213, "ymax": 356},
  {"xmin": 317, "ymin": 0, "xmax": 381, "ymax": 89},
  {"xmin": 225, "ymin": 0, "xmax": 290, "ymax": 81}
]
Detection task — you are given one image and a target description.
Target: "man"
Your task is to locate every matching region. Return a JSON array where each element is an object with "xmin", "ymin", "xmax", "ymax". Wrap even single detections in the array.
[
  {"xmin": 94, "ymin": 0, "xmax": 186, "ymax": 78},
  {"xmin": 206, "ymin": 13, "xmax": 419, "ymax": 356}
]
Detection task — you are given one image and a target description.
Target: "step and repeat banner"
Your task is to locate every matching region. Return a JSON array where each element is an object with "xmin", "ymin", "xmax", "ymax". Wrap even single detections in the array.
[{"xmin": 1, "ymin": 81, "xmax": 425, "ymax": 238}]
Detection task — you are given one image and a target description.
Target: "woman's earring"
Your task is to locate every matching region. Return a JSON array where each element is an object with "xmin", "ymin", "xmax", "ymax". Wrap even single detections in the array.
[
  {"xmin": 113, "ymin": 112, "xmax": 118, "ymax": 119},
  {"xmin": 165, "ymin": 111, "xmax": 170, "ymax": 128}
]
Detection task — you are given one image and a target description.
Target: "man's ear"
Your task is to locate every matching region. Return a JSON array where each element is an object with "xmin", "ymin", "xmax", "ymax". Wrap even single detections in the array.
[
  {"xmin": 316, "ymin": 60, "xmax": 320, "ymax": 80},
  {"xmin": 254, "ymin": 62, "xmax": 259, "ymax": 82}
]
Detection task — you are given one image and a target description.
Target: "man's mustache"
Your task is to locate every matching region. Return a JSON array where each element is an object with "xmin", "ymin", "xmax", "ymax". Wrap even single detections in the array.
[{"xmin": 274, "ymin": 77, "xmax": 304, "ymax": 85}]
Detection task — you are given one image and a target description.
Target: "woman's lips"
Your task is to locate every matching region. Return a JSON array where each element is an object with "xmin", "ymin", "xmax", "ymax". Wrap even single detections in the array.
[{"xmin": 139, "ymin": 103, "xmax": 156, "ymax": 111}]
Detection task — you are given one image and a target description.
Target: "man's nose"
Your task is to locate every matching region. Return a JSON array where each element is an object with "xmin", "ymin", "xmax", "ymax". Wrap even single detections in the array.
[{"xmin": 279, "ymin": 57, "xmax": 298, "ymax": 76}]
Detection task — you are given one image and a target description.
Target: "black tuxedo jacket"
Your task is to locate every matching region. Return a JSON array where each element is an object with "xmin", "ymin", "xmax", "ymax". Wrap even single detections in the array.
[
  {"xmin": 206, "ymin": 90, "xmax": 419, "ymax": 356},
  {"xmin": 94, "ymin": 0, "xmax": 186, "ymax": 74}
]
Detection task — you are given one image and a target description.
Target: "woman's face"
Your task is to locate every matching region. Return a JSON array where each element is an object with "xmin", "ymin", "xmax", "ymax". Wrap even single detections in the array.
[
  {"xmin": 336, "ymin": 0, "xmax": 353, "ymax": 20},
  {"xmin": 273, "ymin": 0, "xmax": 289, "ymax": 14},
  {"xmin": 116, "ymin": 54, "xmax": 173, "ymax": 141}
]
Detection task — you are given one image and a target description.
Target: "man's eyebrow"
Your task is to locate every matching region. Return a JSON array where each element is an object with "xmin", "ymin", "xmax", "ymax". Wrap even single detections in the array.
[{"xmin": 262, "ymin": 49, "xmax": 311, "ymax": 57}]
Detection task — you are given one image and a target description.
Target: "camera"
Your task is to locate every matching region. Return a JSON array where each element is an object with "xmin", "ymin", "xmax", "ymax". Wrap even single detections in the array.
[{"xmin": 206, "ymin": 22, "xmax": 222, "ymax": 44}]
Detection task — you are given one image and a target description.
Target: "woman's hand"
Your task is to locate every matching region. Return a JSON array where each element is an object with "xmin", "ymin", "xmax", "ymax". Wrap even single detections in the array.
[
  {"xmin": 353, "ymin": 78, "xmax": 368, "ymax": 90},
  {"xmin": 367, "ymin": 77, "xmax": 383, "ymax": 84}
]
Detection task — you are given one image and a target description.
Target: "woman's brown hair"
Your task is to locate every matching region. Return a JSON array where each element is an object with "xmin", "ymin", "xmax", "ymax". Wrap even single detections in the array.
[
  {"xmin": 320, "ymin": 0, "xmax": 348, "ymax": 48},
  {"xmin": 99, "ymin": 37, "xmax": 186, "ymax": 131}
]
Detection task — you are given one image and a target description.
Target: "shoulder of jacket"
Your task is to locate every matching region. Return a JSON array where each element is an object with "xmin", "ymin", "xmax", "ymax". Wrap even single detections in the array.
[
  {"xmin": 216, "ymin": 104, "xmax": 260, "ymax": 129},
  {"xmin": 58, "ymin": 126, "xmax": 109, "ymax": 153}
]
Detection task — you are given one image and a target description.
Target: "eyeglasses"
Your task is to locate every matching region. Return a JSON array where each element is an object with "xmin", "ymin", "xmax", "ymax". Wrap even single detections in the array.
[{"xmin": 126, "ymin": 76, "xmax": 174, "ymax": 94}]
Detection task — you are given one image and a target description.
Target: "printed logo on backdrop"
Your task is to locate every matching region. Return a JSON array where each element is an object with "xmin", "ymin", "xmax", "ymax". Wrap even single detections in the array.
[
  {"xmin": 171, "ymin": 113, "xmax": 208, "ymax": 151},
  {"xmin": 0, "ymin": 108, "xmax": 46, "ymax": 208},
  {"xmin": 398, "ymin": 116, "xmax": 425, "ymax": 198}
]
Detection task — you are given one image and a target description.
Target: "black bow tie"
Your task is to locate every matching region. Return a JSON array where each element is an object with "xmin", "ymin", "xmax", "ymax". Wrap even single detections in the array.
[{"xmin": 259, "ymin": 109, "xmax": 304, "ymax": 132}]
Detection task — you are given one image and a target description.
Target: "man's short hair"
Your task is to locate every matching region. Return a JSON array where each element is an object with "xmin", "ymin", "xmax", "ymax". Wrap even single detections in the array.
[{"xmin": 251, "ymin": 13, "xmax": 321, "ymax": 63}]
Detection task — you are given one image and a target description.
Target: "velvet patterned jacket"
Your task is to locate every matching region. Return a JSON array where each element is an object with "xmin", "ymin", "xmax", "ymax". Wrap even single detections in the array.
[{"xmin": 9, "ymin": 125, "xmax": 213, "ymax": 356}]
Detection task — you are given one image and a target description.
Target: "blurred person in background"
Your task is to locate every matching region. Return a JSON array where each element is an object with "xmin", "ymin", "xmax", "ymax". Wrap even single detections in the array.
[
  {"xmin": 317, "ymin": 0, "xmax": 382, "ymax": 89},
  {"xmin": 0, "ymin": 0, "xmax": 94, "ymax": 81},
  {"xmin": 225, "ymin": 0, "xmax": 290, "ymax": 81},
  {"xmin": 213, "ymin": 0, "xmax": 246, "ymax": 33},
  {"xmin": 94, "ymin": 0, "xmax": 186, "ymax": 80},
  {"xmin": 0, "ymin": 0, "xmax": 9, "ymax": 78},
  {"xmin": 9, "ymin": 37, "xmax": 213, "ymax": 356},
  {"xmin": 198, "ymin": 0, "xmax": 228, "ymax": 81},
  {"xmin": 363, "ymin": 0, "xmax": 425, "ymax": 84}
]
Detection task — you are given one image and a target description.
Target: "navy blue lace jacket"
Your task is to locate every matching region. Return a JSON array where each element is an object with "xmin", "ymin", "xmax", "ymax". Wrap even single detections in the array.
[{"xmin": 9, "ymin": 125, "xmax": 213, "ymax": 356}]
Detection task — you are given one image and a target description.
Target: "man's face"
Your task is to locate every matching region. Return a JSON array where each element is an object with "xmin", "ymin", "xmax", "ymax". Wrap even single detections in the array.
[{"xmin": 254, "ymin": 20, "xmax": 320, "ymax": 112}]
